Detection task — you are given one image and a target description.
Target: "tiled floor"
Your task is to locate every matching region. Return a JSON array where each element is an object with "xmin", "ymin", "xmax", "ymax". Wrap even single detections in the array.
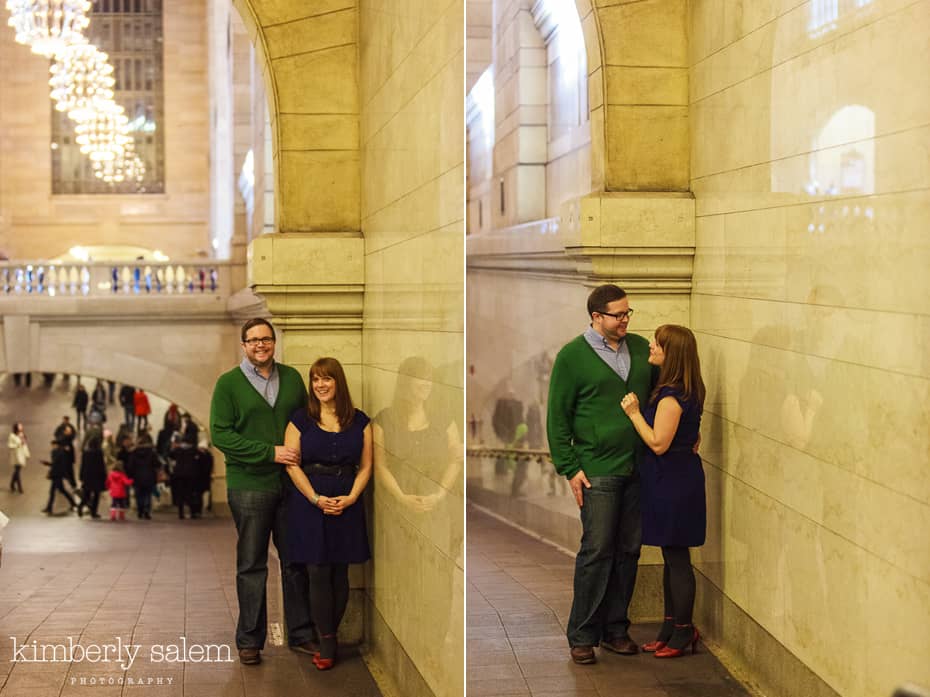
[
  {"xmin": 467, "ymin": 505, "xmax": 753, "ymax": 697},
  {"xmin": 0, "ymin": 375, "xmax": 382, "ymax": 697}
]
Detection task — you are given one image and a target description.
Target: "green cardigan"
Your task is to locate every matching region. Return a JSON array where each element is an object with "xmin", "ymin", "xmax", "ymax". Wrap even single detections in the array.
[
  {"xmin": 546, "ymin": 333, "xmax": 653, "ymax": 479},
  {"xmin": 210, "ymin": 363, "xmax": 308, "ymax": 492}
]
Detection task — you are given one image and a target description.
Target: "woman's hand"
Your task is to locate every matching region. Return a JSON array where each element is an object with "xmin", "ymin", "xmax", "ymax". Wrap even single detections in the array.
[
  {"xmin": 620, "ymin": 392, "xmax": 640, "ymax": 416},
  {"xmin": 320, "ymin": 494, "xmax": 357, "ymax": 515}
]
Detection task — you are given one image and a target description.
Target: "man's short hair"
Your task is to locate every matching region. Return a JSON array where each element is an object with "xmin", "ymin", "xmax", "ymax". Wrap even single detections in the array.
[
  {"xmin": 240, "ymin": 318, "xmax": 276, "ymax": 342},
  {"xmin": 586, "ymin": 284, "xmax": 627, "ymax": 317}
]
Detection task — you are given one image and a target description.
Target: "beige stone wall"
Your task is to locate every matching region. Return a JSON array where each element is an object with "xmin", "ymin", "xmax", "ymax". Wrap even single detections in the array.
[
  {"xmin": 359, "ymin": 0, "xmax": 464, "ymax": 695},
  {"xmin": 467, "ymin": 0, "xmax": 492, "ymax": 93},
  {"xmin": 0, "ymin": 0, "xmax": 212, "ymax": 261},
  {"xmin": 581, "ymin": 0, "xmax": 689, "ymax": 192},
  {"xmin": 689, "ymin": 2, "xmax": 930, "ymax": 696}
]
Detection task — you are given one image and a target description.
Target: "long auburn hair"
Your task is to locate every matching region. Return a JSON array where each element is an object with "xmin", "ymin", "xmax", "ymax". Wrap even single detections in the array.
[
  {"xmin": 649, "ymin": 325, "xmax": 706, "ymax": 408},
  {"xmin": 307, "ymin": 357, "xmax": 356, "ymax": 428}
]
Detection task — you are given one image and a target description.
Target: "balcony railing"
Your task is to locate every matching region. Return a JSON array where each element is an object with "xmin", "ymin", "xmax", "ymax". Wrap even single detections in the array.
[{"xmin": 0, "ymin": 261, "xmax": 236, "ymax": 297}]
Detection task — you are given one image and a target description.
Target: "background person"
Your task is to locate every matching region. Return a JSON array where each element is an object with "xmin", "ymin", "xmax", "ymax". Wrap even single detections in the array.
[
  {"xmin": 7, "ymin": 422, "xmax": 29, "ymax": 493},
  {"xmin": 621, "ymin": 324, "xmax": 706, "ymax": 659},
  {"xmin": 72, "ymin": 384, "xmax": 88, "ymax": 431}
]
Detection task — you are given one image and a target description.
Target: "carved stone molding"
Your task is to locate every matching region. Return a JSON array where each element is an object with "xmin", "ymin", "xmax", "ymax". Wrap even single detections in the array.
[
  {"xmin": 248, "ymin": 233, "xmax": 364, "ymax": 331},
  {"xmin": 466, "ymin": 192, "xmax": 695, "ymax": 293}
]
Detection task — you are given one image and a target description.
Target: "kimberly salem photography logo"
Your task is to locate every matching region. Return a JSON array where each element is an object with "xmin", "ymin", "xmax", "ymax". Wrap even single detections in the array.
[{"xmin": 9, "ymin": 636, "xmax": 234, "ymax": 671}]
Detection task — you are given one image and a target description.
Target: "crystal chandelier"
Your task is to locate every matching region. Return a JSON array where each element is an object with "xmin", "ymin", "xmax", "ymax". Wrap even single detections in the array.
[
  {"xmin": 93, "ymin": 139, "xmax": 145, "ymax": 184},
  {"xmin": 49, "ymin": 43, "xmax": 114, "ymax": 122},
  {"xmin": 5, "ymin": 0, "xmax": 92, "ymax": 58},
  {"xmin": 74, "ymin": 103, "xmax": 132, "ymax": 162}
]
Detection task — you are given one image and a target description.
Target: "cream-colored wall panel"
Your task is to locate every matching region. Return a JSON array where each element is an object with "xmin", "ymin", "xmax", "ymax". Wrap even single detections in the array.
[
  {"xmin": 277, "ymin": 150, "xmax": 360, "ymax": 231},
  {"xmin": 580, "ymin": 9, "xmax": 601, "ymax": 73},
  {"xmin": 249, "ymin": 0, "xmax": 354, "ymax": 27},
  {"xmin": 278, "ymin": 114, "xmax": 359, "ymax": 151},
  {"xmin": 598, "ymin": 0, "xmax": 688, "ymax": 67},
  {"xmin": 368, "ymin": 504, "xmax": 462, "ymax": 697},
  {"xmin": 605, "ymin": 66, "xmax": 688, "ymax": 107},
  {"xmin": 692, "ymin": 125, "xmax": 930, "ymax": 217},
  {"xmin": 693, "ymin": 294, "xmax": 930, "ymax": 379},
  {"xmin": 606, "ymin": 105, "xmax": 689, "ymax": 190},
  {"xmin": 691, "ymin": 19, "xmax": 776, "ymax": 103},
  {"xmin": 263, "ymin": 8, "xmax": 355, "ymax": 59},
  {"xmin": 690, "ymin": 72, "xmax": 772, "ymax": 179},
  {"xmin": 695, "ymin": 330, "xmax": 930, "ymax": 510},
  {"xmin": 282, "ymin": 330, "xmax": 363, "ymax": 368},
  {"xmin": 274, "ymin": 45, "xmax": 358, "ymax": 114}
]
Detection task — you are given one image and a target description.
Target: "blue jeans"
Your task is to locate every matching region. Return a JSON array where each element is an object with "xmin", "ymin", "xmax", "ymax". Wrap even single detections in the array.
[
  {"xmin": 228, "ymin": 488, "xmax": 314, "ymax": 649},
  {"xmin": 567, "ymin": 474, "xmax": 642, "ymax": 647}
]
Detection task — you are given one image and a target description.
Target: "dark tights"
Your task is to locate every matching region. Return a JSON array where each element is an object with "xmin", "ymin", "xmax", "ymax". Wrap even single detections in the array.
[
  {"xmin": 10, "ymin": 465, "xmax": 23, "ymax": 492},
  {"xmin": 662, "ymin": 546, "xmax": 695, "ymax": 624},
  {"xmin": 307, "ymin": 564, "xmax": 349, "ymax": 659}
]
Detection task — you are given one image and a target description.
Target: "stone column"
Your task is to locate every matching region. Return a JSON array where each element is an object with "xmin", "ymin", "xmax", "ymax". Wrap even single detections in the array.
[{"xmin": 492, "ymin": 0, "xmax": 547, "ymax": 226}]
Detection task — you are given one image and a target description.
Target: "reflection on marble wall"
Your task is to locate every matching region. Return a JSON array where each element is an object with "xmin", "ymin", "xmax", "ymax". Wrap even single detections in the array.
[
  {"xmin": 690, "ymin": 1, "xmax": 930, "ymax": 695},
  {"xmin": 359, "ymin": 1, "xmax": 464, "ymax": 696}
]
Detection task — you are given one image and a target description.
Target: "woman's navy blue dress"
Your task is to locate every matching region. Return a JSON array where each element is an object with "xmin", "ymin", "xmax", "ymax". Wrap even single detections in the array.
[
  {"xmin": 286, "ymin": 408, "xmax": 371, "ymax": 565},
  {"xmin": 640, "ymin": 386, "xmax": 706, "ymax": 548}
]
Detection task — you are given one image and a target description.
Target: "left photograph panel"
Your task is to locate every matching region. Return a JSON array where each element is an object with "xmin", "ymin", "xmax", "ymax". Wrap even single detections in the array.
[{"xmin": 0, "ymin": 1, "xmax": 464, "ymax": 696}]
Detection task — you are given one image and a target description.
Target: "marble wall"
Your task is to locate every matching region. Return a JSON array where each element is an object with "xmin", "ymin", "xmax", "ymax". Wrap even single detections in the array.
[
  {"xmin": 0, "ymin": 0, "xmax": 212, "ymax": 261},
  {"xmin": 359, "ymin": 1, "xmax": 464, "ymax": 697},
  {"xmin": 689, "ymin": 1, "xmax": 930, "ymax": 695}
]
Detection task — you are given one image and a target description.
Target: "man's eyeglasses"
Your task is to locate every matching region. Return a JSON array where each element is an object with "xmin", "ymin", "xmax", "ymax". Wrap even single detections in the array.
[
  {"xmin": 243, "ymin": 337, "xmax": 275, "ymax": 346},
  {"xmin": 596, "ymin": 309, "xmax": 634, "ymax": 321}
]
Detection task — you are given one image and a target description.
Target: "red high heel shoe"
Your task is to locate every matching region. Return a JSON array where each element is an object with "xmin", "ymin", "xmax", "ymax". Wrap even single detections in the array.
[
  {"xmin": 312, "ymin": 655, "xmax": 335, "ymax": 670},
  {"xmin": 312, "ymin": 634, "xmax": 337, "ymax": 670},
  {"xmin": 654, "ymin": 626, "xmax": 699, "ymax": 658},
  {"xmin": 642, "ymin": 617, "xmax": 674, "ymax": 652}
]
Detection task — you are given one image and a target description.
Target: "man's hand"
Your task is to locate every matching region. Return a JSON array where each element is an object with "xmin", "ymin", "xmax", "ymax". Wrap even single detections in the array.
[
  {"xmin": 693, "ymin": 432, "xmax": 701, "ymax": 455},
  {"xmin": 569, "ymin": 470, "xmax": 591, "ymax": 508},
  {"xmin": 273, "ymin": 445, "xmax": 300, "ymax": 467}
]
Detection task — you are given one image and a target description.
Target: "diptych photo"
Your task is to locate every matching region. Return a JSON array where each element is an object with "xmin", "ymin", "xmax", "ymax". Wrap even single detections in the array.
[{"xmin": 1, "ymin": 1, "xmax": 928, "ymax": 697}]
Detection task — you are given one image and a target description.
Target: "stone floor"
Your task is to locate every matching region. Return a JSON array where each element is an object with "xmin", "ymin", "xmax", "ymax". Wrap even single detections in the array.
[
  {"xmin": 0, "ymin": 374, "xmax": 382, "ymax": 697},
  {"xmin": 467, "ymin": 505, "xmax": 754, "ymax": 697}
]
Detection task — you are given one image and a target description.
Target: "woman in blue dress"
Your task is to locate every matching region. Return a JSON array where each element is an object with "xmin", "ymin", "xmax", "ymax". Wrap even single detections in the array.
[
  {"xmin": 284, "ymin": 357, "xmax": 372, "ymax": 670},
  {"xmin": 620, "ymin": 324, "xmax": 705, "ymax": 659}
]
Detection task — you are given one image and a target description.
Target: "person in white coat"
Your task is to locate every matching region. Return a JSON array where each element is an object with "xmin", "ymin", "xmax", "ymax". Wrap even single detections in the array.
[{"xmin": 8, "ymin": 422, "xmax": 29, "ymax": 493}]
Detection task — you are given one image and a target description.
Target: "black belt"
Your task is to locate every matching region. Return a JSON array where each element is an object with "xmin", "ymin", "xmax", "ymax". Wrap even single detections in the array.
[{"xmin": 302, "ymin": 463, "xmax": 356, "ymax": 478}]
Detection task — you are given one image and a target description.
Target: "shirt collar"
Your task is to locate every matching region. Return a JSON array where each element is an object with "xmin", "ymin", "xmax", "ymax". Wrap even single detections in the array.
[
  {"xmin": 584, "ymin": 325, "xmax": 625, "ymax": 349},
  {"xmin": 240, "ymin": 356, "xmax": 276, "ymax": 380}
]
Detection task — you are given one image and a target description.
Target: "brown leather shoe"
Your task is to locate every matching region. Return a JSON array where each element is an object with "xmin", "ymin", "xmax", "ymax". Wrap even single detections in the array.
[
  {"xmin": 238, "ymin": 648, "xmax": 262, "ymax": 664},
  {"xmin": 290, "ymin": 640, "xmax": 320, "ymax": 656},
  {"xmin": 601, "ymin": 636, "xmax": 639, "ymax": 655},
  {"xmin": 570, "ymin": 645, "xmax": 596, "ymax": 664}
]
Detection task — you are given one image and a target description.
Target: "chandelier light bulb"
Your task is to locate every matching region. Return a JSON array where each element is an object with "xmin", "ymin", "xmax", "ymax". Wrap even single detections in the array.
[
  {"xmin": 75, "ymin": 104, "xmax": 132, "ymax": 162},
  {"xmin": 5, "ymin": 0, "xmax": 92, "ymax": 58},
  {"xmin": 93, "ymin": 139, "xmax": 145, "ymax": 184},
  {"xmin": 49, "ymin": 43, "xmax": 115, "ymax": 122}
]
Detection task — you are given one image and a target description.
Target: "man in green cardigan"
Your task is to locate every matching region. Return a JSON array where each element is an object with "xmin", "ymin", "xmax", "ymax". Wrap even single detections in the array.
[
  {"xmin": 210, "ymin": 318, "xmax": 316, "ymax": 665},
  {"xmin": 547, "ymin": 285, "xmax": 652, "ymax": 664}
]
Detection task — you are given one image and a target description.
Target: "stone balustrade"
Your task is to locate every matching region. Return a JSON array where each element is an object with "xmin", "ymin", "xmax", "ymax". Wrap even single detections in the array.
[{"xmin": 0, "ymin": 260, "xmax": 236, "ymax": 297}]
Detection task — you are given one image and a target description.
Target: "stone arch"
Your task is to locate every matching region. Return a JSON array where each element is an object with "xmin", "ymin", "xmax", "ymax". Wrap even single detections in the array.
[
  {"xmin": 576, "ymin": 0, "xmax": 689, "ymax": 193},
  {"xmin": 230, "ymin": 0, "xmax": 360, "ymax": 234},
  {"xmin": 26, "ymin": 320, "xmax": 239, "ymax": 429}
]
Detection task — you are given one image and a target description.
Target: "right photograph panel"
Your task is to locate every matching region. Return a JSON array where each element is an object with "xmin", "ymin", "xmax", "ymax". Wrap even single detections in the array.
[{"xmin": 465, "ymin": 2, "xmax": 930, "ymax": 697}]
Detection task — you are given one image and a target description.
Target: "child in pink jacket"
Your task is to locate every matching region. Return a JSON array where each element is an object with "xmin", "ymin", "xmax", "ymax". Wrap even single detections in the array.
[{"xmin": 105, "ymin": 462, "xmax": 133, "ymax": 521}]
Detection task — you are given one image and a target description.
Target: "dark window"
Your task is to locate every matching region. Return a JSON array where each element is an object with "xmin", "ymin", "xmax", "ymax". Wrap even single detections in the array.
[{"xmin": 51, "ymin": 0, "xmax": 164, "ymax": 194}]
